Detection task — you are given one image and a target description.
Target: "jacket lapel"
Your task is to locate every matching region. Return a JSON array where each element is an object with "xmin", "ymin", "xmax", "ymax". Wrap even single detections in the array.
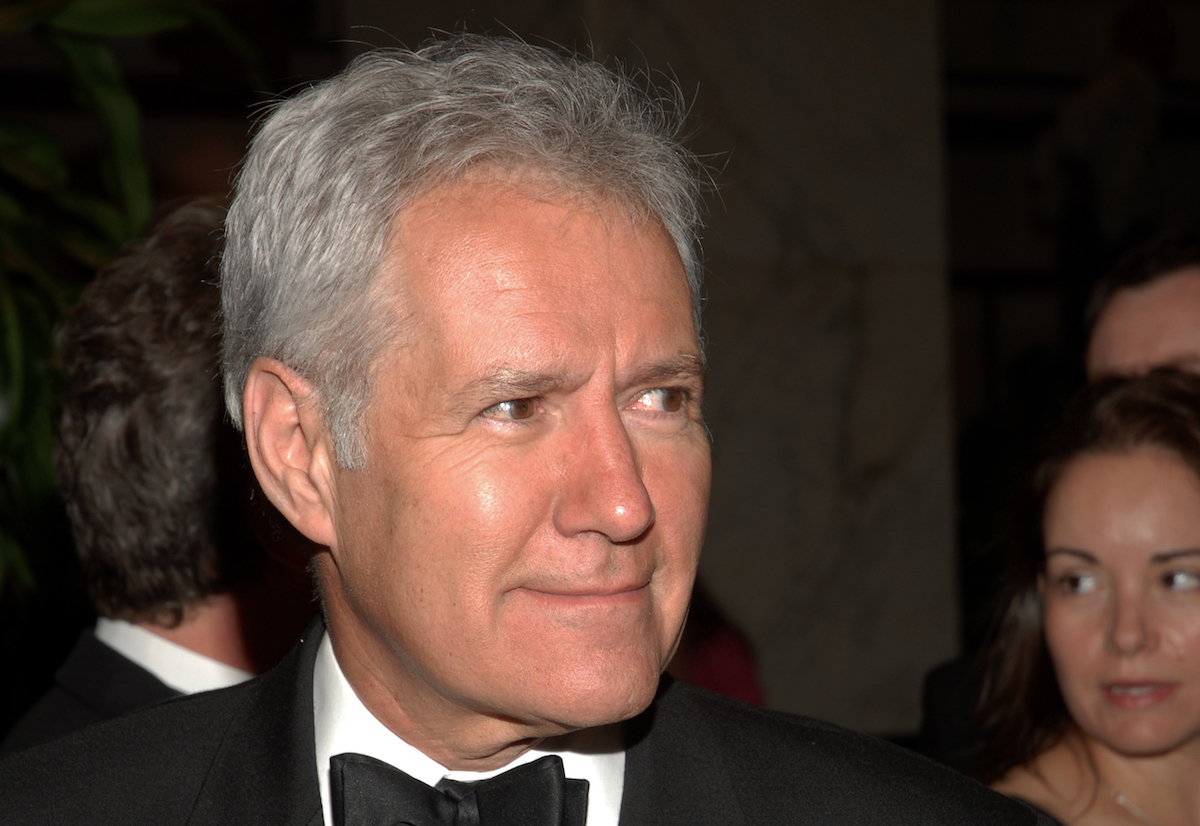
[
  {"xmin": 186, "ymin": 617, "xmax": 326, "ymax": 826},
  {"xmin": 619, "ymin": 678, "xmax": 747, "ymax": 826},
  {"xmin": 180, "ymin": 627, "xmax": 735, "ymax": 826}
]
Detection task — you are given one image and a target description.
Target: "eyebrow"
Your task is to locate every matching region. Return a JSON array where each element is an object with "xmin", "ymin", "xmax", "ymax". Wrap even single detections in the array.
[
  {"xmin": 1044, "ymin": 548, "xmax": 1200, "ymax": 565},
  {"xmin": 1161, "ymin": 356, "xmax": 1200, "ymax": 372},
  {"xmin": 462, "ymin": 368, "xmax": 571, "ymax": 402},
  {"xmin": 1151, "ymin": 549, "xmax": 1200, "ymax": 564},
  {"xmin": 1045, "ymin": 548, "xmax": 1097, "ymax": 564},
  {"xmin": 458, "ymin": 354, "xmax": 706, "ymax": 404},
  {"xmin": 622, "ymin": 354, "xmax": 706, "ymax": 391}
]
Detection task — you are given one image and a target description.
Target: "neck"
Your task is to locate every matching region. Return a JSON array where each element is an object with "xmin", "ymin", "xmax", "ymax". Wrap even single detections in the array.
[
  {"xmin": 318, "ymin": 574, "xmax": 567, "ymax": 772},
  {"xmin": 142, "ymin": 593, "xmax": 257, "ymax": 671},
  {"xmin": 1085, "ymin": 731, "xmax": 1200, "ymax": 826},
  {"xmin": 142, "ymin": 559, "xmax": 316, "ymax": 673},
  {"xmin": 328, "ymin": 622, "xmax": 552, "ymax": 772}
]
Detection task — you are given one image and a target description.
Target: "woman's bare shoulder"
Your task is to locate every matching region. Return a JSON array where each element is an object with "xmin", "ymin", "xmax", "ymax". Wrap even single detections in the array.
[{"xmin": 991, "ymin": 737, "xmax": 1107, "ymax": 825}]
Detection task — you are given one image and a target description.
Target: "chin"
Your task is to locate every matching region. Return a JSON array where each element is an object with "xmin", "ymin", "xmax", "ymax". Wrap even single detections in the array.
[
  {"xmin": 1094, "ymin": 723, "xmax": 1200, "ymax": 758},
  {"xmin": 531, "ymin": 658, "xmax": 663, "ymax": 730}
]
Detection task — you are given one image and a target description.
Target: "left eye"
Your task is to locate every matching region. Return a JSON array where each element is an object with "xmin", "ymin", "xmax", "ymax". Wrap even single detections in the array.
[
  {"xmin": 1163, "ymin": 570, "xmax": 1200, "ymax": 591},
  {"xmin": 632, "ymin": 387, "xmax": 685, "ymax": 412},
  {"xmin": 481, "ymin": 399, "xmax": 537, "ymax": 420}
]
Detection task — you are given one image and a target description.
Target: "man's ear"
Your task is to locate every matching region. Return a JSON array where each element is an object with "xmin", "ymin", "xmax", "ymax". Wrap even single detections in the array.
[{"xmin": 242, "ymin": 358, "xmax": 338, "ymax": 549}]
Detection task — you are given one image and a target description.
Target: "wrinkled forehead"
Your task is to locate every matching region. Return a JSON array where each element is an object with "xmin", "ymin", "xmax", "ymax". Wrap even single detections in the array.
[
  {"xmin": 377, "ymin": 171, "xmax": 695, "ymax": 334},
  {"xmin": 386, "ymin": 167, "xmax": 671, "ymax": 251}
]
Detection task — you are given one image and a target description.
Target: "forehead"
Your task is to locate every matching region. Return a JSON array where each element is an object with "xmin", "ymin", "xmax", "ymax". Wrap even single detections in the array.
[
  {"xmin": 1045, "ymin": 448, "xmax": 1200, "ymax": 553},
  {"xmin": 1089, "ymin": 267, "xmax": 1200, "ymax": 376},
  {"xmin": 378, "ymin": 176, "xmax": 696, "ymax": 358}
]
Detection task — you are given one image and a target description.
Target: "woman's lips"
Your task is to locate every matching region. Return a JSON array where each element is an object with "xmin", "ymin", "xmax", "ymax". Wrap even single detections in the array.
[{"xmin": 1102, "ymin": 682, "xmax": 1178, "ymax": 709}]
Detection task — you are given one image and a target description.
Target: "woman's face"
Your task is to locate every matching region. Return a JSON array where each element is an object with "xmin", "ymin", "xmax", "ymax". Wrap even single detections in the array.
[{"xmin": 1043, "ymin": 447, "xmax": 1200, "ymax": 757}]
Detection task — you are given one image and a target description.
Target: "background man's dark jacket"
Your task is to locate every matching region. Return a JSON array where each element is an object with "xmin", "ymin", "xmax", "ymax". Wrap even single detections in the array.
[
  {"xmin": 0, "ymin": 629, "xmax": 178, "ymax": 757},
  {"xmin": 0, "ymin": 619, "xmax": 1051, "ymax": 825}
]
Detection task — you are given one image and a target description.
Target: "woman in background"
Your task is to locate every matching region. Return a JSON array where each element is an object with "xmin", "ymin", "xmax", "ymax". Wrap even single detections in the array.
[{"xmin": 976, "ymin": 369, "xmax": 1200, "ymax": 825}]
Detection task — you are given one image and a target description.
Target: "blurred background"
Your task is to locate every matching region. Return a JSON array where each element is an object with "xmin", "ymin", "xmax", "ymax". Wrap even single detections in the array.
[{"xmin": 2, "ymin": 0, "xmax": 1196, "ymax": 740}]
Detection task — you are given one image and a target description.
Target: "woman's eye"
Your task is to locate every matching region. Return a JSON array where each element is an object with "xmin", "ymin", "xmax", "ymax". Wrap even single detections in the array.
[
  {"xmin": 632, "ymin": 387, "xmax": 686, "ymax": 412},
  {"xmin": 1162, "ymin": 570, "xmax": 1200, "ymax": 592},
  {"xmin": 1057, "ymin": 572, "xmax": 1098, "ymax": 595},
  {"xmin": 481, "ymin": 398, "xmax": 537, "ymax": 421}
]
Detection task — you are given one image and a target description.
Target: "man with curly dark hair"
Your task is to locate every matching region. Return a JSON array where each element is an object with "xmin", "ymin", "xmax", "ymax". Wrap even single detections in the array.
[{"xmin": 0, "ymin": 200, "xmax": 315, "ymax": 755}]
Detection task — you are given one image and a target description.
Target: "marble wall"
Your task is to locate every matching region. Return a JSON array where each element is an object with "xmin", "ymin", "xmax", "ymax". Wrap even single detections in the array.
[{"xmin": 343, "ymin": 0, "xmax": 956, "ymax": 733}]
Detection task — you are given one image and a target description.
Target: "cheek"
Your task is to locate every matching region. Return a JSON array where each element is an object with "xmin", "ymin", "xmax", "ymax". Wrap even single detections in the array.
[
  {"xmin": 329, "ymin": 450, "xmax": 506, "ymax": 618},
  {"xmin": 330, "ymin": 469, "xmax": 392, "ymax": 569},
  {"xmin": 1162, "ymin": 609, "xmax": 1200, "ymax": 663},
  {"xmin": 456, "ymin": 463, "xmax": 550, "ymax": 537},
  {"xmin": 652, "ymin": 432, "xmax": 711, "ymax": 507},
  {"xmin": 1043, "ymin": 602, "xmax": 1098, "ymax": 688},
  {"xmin": 397, "ymin": 452, "xmax": 556, "ymax": 618},
  {"xmin": 402, "ymin": 442, "xmax": 550, "ymax": 545},
  {"xmin": 646, "ymin": 440, "xmax": 710, "ymax": 543},
  {"xmin": 644, "ymin": 441, "xmax": 711, "ymax": 617}
]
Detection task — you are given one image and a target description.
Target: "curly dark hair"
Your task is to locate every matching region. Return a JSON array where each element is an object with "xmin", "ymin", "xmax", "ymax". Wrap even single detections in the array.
[
  {"xmin": 973, "ymin": 368, "xmax": 1200, "ymax": 782},
  {"xmin": 54, "ymin": 199, "xmax": 254, "ymax": 625}
]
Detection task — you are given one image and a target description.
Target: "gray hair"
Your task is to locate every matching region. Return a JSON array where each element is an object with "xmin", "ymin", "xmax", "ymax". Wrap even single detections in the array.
[{"xmin": 221, "ymin": 34, "xmax": 705, "ymax": 469}]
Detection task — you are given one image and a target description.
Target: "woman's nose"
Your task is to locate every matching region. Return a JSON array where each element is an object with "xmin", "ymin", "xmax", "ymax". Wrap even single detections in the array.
[{"xmin": 1107, "ymin": 590, "xmax": 1154, "ymax": 656}]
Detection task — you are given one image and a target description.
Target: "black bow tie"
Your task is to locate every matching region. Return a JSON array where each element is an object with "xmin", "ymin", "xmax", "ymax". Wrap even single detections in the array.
[{"xmin": 330, "ymin": 752, "xmax": 590, "ymax": 826}]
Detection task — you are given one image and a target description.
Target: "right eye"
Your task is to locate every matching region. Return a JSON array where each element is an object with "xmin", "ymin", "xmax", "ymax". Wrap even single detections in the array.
[{"xmin": 1056, "ymin": 572, "xmax": 1099, "ymax": 595}]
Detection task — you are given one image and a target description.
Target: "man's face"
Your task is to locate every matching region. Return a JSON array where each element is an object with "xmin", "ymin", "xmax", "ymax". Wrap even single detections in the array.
[
  {"xmin": 1087, "ymin": 267, "xmax": 1200, "ymax": 378},
  {"xmin": 318, "ymin": 176, "xmax": 710, "ymax": 759}
]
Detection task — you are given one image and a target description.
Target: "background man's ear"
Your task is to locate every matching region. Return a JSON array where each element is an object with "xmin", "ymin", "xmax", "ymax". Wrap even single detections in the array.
[{"xmin": 242, "ymin": 358, "xmax": 338, "ymax": 549}]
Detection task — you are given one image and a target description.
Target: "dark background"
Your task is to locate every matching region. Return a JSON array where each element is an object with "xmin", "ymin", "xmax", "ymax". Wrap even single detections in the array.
[{"xmin": 3, "ymin": 0, "xmax": 1198, "ymax": 737}]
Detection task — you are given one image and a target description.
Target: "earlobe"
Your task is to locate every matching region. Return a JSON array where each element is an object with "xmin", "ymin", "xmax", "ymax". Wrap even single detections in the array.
[{"xmin": 242, "ymin": 358, "xmax": 338, "ymax": 548}]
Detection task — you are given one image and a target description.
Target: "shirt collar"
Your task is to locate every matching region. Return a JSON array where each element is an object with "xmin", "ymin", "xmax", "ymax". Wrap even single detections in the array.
[
  {"xmin": 312, "ymin": 631, "xmax": 624, "ymax": 826},
  {"xmin": 94, "ymin": 617, "xmax": 253, "ymax": 694}
]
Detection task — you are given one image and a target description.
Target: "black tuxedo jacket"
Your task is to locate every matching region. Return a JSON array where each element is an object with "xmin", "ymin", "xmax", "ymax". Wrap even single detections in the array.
[
  {"xmin": 0, "ymin": 629, "xmax": 179, "ymax": 757},
  {"xmin": 0, "ymin": 620, "xmax": 1050, "ymax": 825}
]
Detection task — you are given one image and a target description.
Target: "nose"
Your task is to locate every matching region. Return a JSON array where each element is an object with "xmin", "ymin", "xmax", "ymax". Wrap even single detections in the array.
[
  {"xmin": 1107, "ymin": 588, "xmax": 1154, "ymax": 656},
  {"xmin": 551, "ymin": 406, "xmax": 655, "ymax": 543}
]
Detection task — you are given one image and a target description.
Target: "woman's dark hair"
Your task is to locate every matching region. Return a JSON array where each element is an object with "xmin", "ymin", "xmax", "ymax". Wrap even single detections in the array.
[{"xmin": 973, "ymin": 368, "xmax": 1200, "ymax": 783}]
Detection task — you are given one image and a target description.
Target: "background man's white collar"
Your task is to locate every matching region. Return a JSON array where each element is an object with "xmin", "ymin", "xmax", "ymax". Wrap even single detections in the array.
[{"xmin": 94, "ymin": 618, "xmax": 252, "ymax": 694}]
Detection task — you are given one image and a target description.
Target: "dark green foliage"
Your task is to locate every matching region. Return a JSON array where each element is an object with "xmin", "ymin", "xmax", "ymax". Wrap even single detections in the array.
[{"xmin": 0, "ymin": 0, "xmax": 262, "ymax": 595}]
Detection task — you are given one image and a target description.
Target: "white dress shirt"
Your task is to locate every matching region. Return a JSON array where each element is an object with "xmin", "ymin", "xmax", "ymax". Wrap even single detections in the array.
[
  {"xmin": 94, "ymin": 617, "xmax": 253, "ymax": 695},
  {"xmin": 312, "ymin": 633, "xmax": 625, "ymax": 826}
]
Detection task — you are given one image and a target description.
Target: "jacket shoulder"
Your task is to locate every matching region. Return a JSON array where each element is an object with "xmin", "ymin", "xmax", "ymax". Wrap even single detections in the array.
[
  {"xmin": 625, "ymin": 680, "xmax": 1049, "ymax": 825},
  {"xmin": 0, "ymin": 619, "xmax": 323, "ymax": 826},
  {"xmin": 0, "ymin": 685, "xmax": 105, "ymax": 757},
  {"xmin": 0, "ymin": 632, "xmax": 179, "ymax": 757},
  {"xmin": 0, "ymin": 681, "xmax": 252, "ymax": 824}
]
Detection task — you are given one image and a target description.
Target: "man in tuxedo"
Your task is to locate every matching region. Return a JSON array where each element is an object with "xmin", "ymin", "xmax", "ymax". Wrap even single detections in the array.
[
  {"xmin": 0, "ymin": 35, "xmax": 1050, "ymax": 825},
  {"xmin": 0, "ymin": 201, "xmax": 314, "ymax": 756},
  {"xmin": 1085, "ymin": 227, "xmax": 1200, "ymax": 378}
]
